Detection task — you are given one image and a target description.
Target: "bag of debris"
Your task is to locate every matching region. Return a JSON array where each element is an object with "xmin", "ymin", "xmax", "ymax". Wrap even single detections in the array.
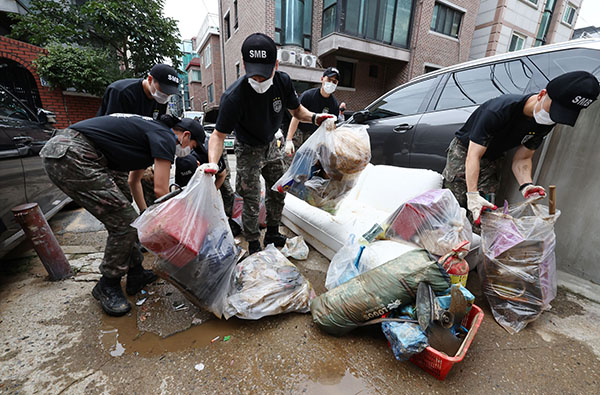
[
  {"xmin": 382, "ymin": 317, "xmax": 429, "ymax": 361},
  {"xmin": 132, "ymin": 169, "xmax": 240, "ymax": 318},
  {"xmin": 272, "ymin": 118, "xmax": 370, "ymax": 214},
  {"xmin": 325, "ymin": 236, "xmax": 418, "ymax": 290},
  {"xmin": 311, "ymin": 249, "xmax": 451, "ymax": 336},
  {"xmin": 280, "ymin": 236, "xmax": 309, "ymax": 260},
  {"xmin": 479, "ymin": 200, "xmax": 560, "ymax": 334},
  {"xmin": 224, "ymin": 245, "xmax": 315, "ymax": 320},
  {"xmin": 382, "ymin": 189, "xmax": 472, "ymax": 256}
]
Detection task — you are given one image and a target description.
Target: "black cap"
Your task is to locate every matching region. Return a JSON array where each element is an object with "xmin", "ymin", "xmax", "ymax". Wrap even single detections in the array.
[
  {"xmin": 175, "ymin": 118, "xmax": 206, "ymax": 142},
  {"xmin": 150, "ymin": 64, "xmax": 180, "ymax": 95},
  {"xmin": 546, "ymin": 71, "xmax": 599, "ymax": 126},
  {"xmin": 241, "ymin": 33, "xmax": 277, "ymax": 79},
  {"xmin": 323, "ymin": 67, "xmax": 340, "ymax": 79}
]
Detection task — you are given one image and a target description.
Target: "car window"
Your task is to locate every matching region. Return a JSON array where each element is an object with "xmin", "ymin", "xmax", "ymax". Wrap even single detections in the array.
[
  {"xmin": 435, "ymin": 59, "xmax": 534, "ymax": 111},
  {"xmin": 0, "ymin": 87, "xmax": 36, "ymax": 121},
  {"xmin": 367, "ymin": 77, "xmax": 438, "ymax": 119},
  {"xmin": 529, "ymin": 48, "xmax": 600, "ymax": 80}
]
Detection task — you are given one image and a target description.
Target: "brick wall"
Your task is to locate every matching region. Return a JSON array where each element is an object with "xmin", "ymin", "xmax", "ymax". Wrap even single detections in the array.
[
  {"xmin": 408, "ymin": 0, "xmax": 480, "ymax": 80},
  {"xmin": 0, "ymin": 36, "xmax": 101, "ymax": 128},
  {"xmin": 189, "ymin": 34, "xmax": 224, "ymax": 111}
]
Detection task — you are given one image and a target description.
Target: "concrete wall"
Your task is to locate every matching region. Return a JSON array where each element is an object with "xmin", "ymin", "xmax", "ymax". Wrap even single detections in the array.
[{"xmin": 497, "ymin": 100, "xmax": 600, "ymax": 284}]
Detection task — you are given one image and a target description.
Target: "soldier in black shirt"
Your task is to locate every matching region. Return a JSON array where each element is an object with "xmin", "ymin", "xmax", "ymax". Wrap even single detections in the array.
[
  {"xmin": 97, "ymin": 64, "xmax": 180, "ymax": 202},
  {"xmin": 285, "ymin": 67, "xmax": 341, "ymax": 156},
  {"xmin": 206, "ymin": 33, "xmax": 334, "ymax": 255},
  {"xmin": 443, "ymin": 71, "xmax": 599, "ymax": 225},
  {"xmin": 40, "ymin": 114, "xmax": 203, "ymax": 316}
]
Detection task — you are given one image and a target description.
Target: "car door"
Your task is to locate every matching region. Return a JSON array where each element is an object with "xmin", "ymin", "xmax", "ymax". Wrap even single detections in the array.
[
  {"xmin": 352, "ymin": 75, "xmax": 441, "ymax": 166},
  {"xmin": 0, "ymin": 96, "xmax": 27, "ymax": 247},
  {"xmin": 0, "ymin": 85, "xmax": 67, "ymax": 222},
  {"xmin": 410, "ymin": 58, "xmax": 546, "ymax": 173}
]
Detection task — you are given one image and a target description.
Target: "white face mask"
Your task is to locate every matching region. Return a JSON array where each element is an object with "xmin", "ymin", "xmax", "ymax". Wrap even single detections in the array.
[
  {"xmin": 323, "ymin": 81, "xmax": 337, "ymax": 94},
  {"xmin": 151, "ymin": 83, "xmax": 171, "ymax": 104},
  {"xmin": 176, "ymin": 144, "xmax": 191, "ymax": 157},
  {"xmin": 248, "ymin": 76, "xmax": 273, "ymax": 94},
  {"xmin": 533, "ymin": 95, "xmax": 555, "ymax": 125}
]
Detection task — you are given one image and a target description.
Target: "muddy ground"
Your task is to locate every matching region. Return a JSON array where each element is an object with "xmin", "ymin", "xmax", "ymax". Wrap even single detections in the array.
[{"xmin": 1, "ymin": 205, "xmax": 599, "ymax": 394}]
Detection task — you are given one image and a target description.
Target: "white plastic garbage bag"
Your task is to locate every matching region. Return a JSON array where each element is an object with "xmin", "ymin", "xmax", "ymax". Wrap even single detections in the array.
[
  {"xmin": 280, "ymin": 236, "xmax": 309, "ymax": 260},
  {"xmin": 224, "ymin": 245, "xmax": 315, "ymax": 320}
]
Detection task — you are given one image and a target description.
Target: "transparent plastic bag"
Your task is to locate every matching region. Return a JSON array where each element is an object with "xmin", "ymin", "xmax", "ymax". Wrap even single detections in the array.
[
  {"xmin": 232, "ymin": 178, "xmax": 267, "ymax": 229},
  {"xmin": 382, "ymin": 189, "xmax": 472, "ymax": 256},
  {"xmin": 224, "ymin": 245, "xmax": 315, "ymax": 320},
  {"xmin": 479, "ymin": 200, "xmax": 560, "ymax": 334},
  {"xmin": 273, "ymin": 119, "xmax": 370, "ymax": 214},
  {"xmin": 325, "ymin": 236, "xmax": 417, "ymax": 290},
  {"xmin": 132, "ymin": 169, "xmax": 240, "ymax": 318},
  {"xmin": 280, "ymin": 236, "xmax": 309, "ymax": 260}
]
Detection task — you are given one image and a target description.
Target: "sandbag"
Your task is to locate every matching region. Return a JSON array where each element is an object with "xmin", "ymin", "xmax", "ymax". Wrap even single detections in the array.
[
  {"xmin": 480, "ymin": 200, "xmax": 559, "ymax": 334},
  {"xmin": 311, "ymin": 249, "xmax": 451, "ymax": 336},
  {"xmin": 224, "ymin": 245, "xmax": 315, "ymax": 320}
]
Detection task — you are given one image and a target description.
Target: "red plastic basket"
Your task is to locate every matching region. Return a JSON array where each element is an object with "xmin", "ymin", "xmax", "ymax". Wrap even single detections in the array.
[{"xmin": 409, "ymin": 304, "xmax": 484, "ymax": 380}]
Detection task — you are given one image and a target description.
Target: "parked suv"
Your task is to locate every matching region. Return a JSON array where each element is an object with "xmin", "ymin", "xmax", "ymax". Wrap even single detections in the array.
[
  {"xmin": 0, "ymin": 84, "xmax": 71, "ymax": 258},
  {"xmin": 351, "ymin": 39, "xmax": 600, "ymax": 173}
]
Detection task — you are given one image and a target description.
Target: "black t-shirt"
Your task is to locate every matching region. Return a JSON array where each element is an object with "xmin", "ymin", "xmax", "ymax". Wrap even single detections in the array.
[
  {"xmin": 456, "ymin": 94, "xmax": 554, "ymax": 160},
  {"xmin": 215, "ymin": 71, "xmax": 300, "ymax": 146},
  {"xmin": 71, "ymin": 114, "xmax": 177, "ymax": 172},
  {"xmin": 97, "ymin": 78, "xmax": 167, "ymax": 119},
  {"xmin": 174, "ymin": 144, "xmax": 226, "ymax": 187},
  {"xmin": 297, "ymin": 87, "xmax": 339, "ymax": 134}
]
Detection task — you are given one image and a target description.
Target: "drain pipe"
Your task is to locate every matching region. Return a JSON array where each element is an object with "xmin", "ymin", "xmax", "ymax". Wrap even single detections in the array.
[{"xmin": 12, "ymin": 203, "xmax": 72, "ymax": 280}]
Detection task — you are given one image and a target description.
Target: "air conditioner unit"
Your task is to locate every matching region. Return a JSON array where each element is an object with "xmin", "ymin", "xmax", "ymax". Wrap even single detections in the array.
[
  {"xmin": 277, "ymin": 49, "xmax": 297, "ymax": 64},
  {"xmin": 300, "ymin": 54, "xmax": 318, "ymax": 68}
]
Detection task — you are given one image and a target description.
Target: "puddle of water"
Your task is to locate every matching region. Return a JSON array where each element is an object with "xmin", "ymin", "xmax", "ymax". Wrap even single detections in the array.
[
  {"xmin": 300, "ymin": 369, "xmax": 372, "ymax": 395},
  {"xmin": 99, "ymin": 309, "xmax": 242, "ymax": 357}
]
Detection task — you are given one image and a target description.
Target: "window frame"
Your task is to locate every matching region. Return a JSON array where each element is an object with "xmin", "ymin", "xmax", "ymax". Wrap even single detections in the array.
[
  {"xmin": 336, "ymin": 58, "xmax": 357, "ymax": 89},
  {"xmin": 208, "ymin": 84, "xmax": 214, "ymax": 103},
  {"xmin": 233, "ymin": 0, "xmax": 239, "ymax": 29},
  {"xmin": 365, "ymin": 75, "xmax": 442, "ymax": 118},
  {"xmin": 204, "ymin": 44, "xmax": 212, "ymax": 68},
  {"xmin": 562, "ymin": 3, "xmax": 576, "ymax": 26},
  {"xmin": 430, "ymin": 1, "xmax": 464, "ymax": 39},
  {"xmin": 508, "ymin": 32, "xmax": 526, "ymax": 52},
  {"xmin": 224, "ymin": 12, "xmax": 231, "ymax": 40},
  {"xmin": 275, "ymin": 0, "xmax": 313, "ymax": 50},
  {"xmin": 190, "ymin": 69, "xmax": 202, "ymax": 83}
]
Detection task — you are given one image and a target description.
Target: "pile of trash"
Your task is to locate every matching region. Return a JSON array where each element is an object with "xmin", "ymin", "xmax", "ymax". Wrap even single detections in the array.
[
  {"xmin": 133, "ymin": 169, "xmax": 314, "ymax": 320},
  {"xmin": 273, "ymin": 118, "xmax": 370, "ymax": 214}
]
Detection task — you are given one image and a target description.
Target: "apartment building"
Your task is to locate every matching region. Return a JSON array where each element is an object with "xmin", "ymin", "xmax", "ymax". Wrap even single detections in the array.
[
  {"xmin": 470, "ymin": 0, "xmax": 582, "ymax": 59},
  {"xmin": 188, "ymin": 13, "xmax": 224, "ymax": 116},
  {"xmin": 219, "ymin": 0, "xmax": 481, "ymax": 110}
]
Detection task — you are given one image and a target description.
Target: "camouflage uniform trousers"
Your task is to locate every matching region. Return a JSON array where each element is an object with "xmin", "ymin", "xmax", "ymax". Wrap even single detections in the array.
[
  {"xmin": 41, "ymin": 129, "xmax": 143, "ymax": 279},
  {"xmin": 442, "ymin": 137, "xmax": 504, "ymax": 222},
  {"xmin": 235, "ymin": 137, "xmax": 286, "ymax": 242}
]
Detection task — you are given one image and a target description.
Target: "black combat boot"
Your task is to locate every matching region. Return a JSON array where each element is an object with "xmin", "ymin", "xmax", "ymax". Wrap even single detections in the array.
[
  {"xmin": 126, "ymin": 265, "xmax": 158, "ymax": 296},
  {"xmin": 92, "ymin": 276, "xmax": 131, "ymax": 316},
  {"xmin": 263, "ymin": 226, "xmax": 287, "ymax": 247},
  {"xmin": 248, "ymin": 240, "xmax": 262, "ymax": 255}
]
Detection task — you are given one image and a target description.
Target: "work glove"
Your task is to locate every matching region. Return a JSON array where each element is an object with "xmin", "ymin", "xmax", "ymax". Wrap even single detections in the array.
[
  {"xmin": 199, "ymin": 163, "xmax": 219, "ymax": 174},
  {"xmin": 466, "ymin": 192, "xmax": 497, "ymax": 226},
  {"xmin": 285, "ymin": 140, "xmax": 295, "ymax": 157},
  {"xmin": 521, "ymin": 184, "xmax": 546, "ymax": 199},
  {"xmin": 313, "ymin": 113, "xmax": 336, "ymax": 126}
]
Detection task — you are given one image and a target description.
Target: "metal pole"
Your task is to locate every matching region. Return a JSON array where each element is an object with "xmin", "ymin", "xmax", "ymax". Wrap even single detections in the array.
[{"xmin": 12, "ymin": 203, "xmax": 72, "ymax": 280}]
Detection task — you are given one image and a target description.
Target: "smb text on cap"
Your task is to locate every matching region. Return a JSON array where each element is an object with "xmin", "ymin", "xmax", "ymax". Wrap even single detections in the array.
[
  {"xmin": 150, "ymin": 64, "xmax": 180, "ymax": 96},
  {"xmin": 241, "ymin": 33, "xmax": 277, "ymax": 79},
  {"xmin": 546, "ymin": 70, "xmax": 599, "ymax": 126}
]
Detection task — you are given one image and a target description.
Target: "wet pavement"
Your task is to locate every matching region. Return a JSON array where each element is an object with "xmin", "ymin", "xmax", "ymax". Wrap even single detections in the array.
[{"xmin": 1, "ymin": 203, "xmax": 599, "ymax": 394}]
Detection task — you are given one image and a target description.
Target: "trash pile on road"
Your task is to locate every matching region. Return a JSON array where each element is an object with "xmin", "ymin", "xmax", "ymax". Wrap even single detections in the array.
[{"xmin": 273, "ymin": 118, "xmax": 370, "ymax": 214}]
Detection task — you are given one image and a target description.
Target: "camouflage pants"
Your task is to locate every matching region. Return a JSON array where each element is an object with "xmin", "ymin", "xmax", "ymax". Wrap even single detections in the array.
[
  {"xmin": 442, "ymin": 137, "xmax": 504, "ymax": 209},
  {"xmin": 220, "ymin": 154, "xmax": 235, "ymax": 218},
  {"xmin": 41, "ymin": 129, "xmax": 143, "ymax": 279},
  {"xmin": 235, "ymin": 138, "xmax": 286, "ymax": 241},
  {"xmin": 108, "ymin": 170, "xmax": 132, "ymax": 203}
]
